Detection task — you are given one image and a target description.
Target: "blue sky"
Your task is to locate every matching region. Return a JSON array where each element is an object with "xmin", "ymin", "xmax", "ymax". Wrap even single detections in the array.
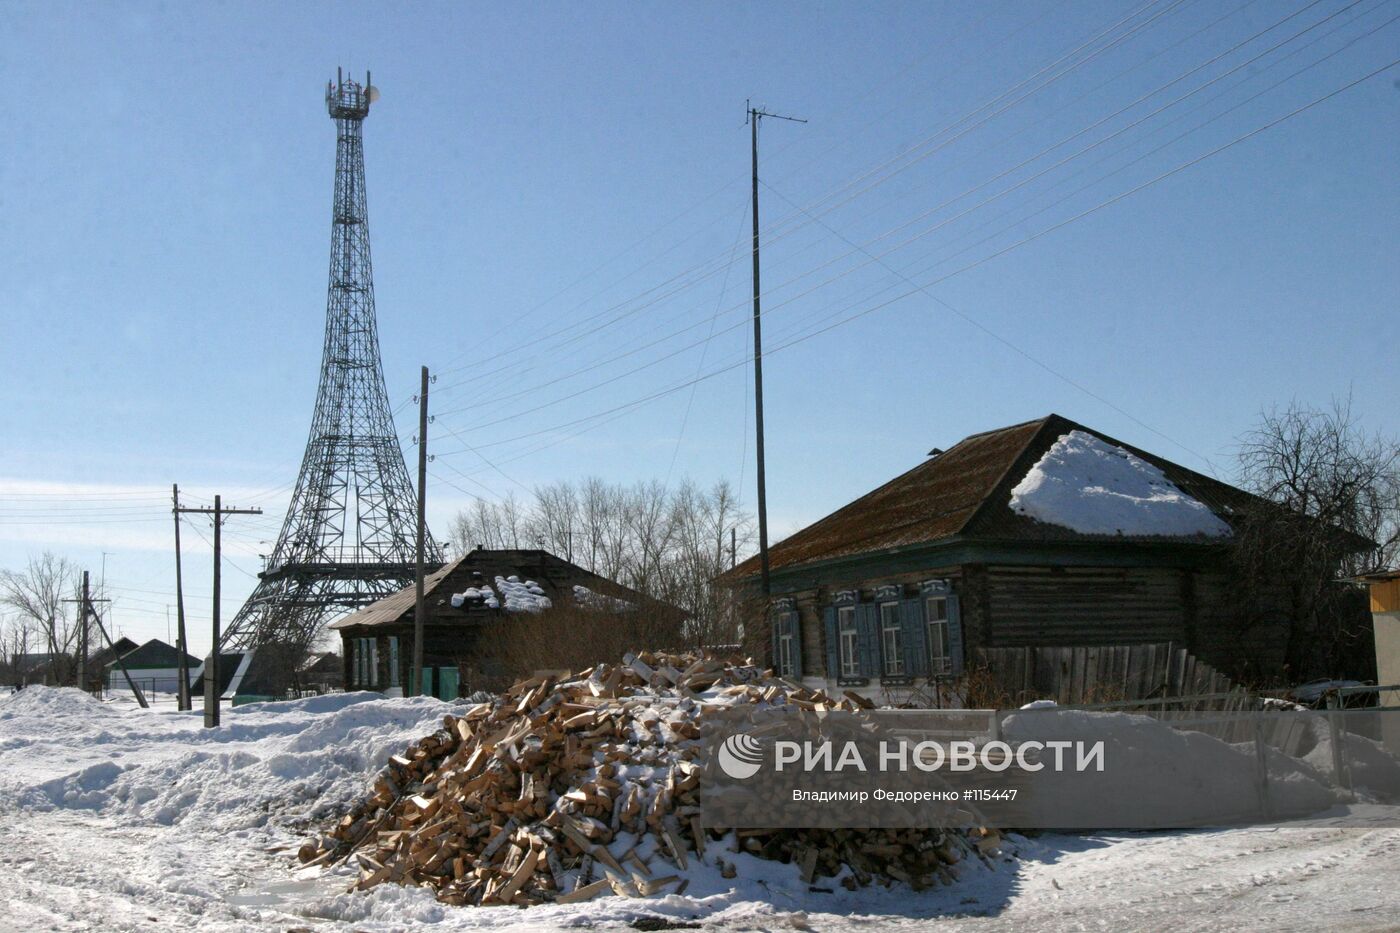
[{"xmin": 2, "ymin": 1, "xmax": 1397, "ymax": 654}]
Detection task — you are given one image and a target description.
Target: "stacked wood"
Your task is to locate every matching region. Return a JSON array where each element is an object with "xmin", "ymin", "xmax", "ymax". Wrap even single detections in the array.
[{"xmin": 298, "ymin": 651, "xmax": 1000, "ymax": 906}]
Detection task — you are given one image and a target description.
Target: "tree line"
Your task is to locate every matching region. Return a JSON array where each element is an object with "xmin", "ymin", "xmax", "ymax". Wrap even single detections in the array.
[{"xmin": 448, "ymin": 476, "xmax": 754, "ymax": 649}]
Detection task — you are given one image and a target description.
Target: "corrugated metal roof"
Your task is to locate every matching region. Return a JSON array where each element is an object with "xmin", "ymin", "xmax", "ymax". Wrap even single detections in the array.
[
  {"xmin": 724, "ymin": 414, "xmax": 1262, "ymax": 581},
  {"xmin": 329, "ymin": 557, "xmax": 468, "ymax": 630}
]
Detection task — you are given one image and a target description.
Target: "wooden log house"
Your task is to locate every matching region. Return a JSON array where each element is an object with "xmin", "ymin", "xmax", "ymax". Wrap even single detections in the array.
[
  {"xmin": 719, "ymin": 414, "xmax": 1351, "ymax": 700},
  {"xmin": 330, "ymin": 548, "xmax": 655, "ymax": 699}
]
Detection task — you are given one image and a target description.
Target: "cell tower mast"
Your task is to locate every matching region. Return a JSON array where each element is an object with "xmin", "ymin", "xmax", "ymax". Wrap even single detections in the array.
[{"xmin": 222, "ymin": 70, "xmax": 442, "ymax": 653}]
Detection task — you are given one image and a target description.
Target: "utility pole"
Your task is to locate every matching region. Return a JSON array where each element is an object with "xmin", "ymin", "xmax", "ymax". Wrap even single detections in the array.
[
  {"xmin": 64, "ymin": 579, "xmax": 116, "ymax": 701},
  {"xmin": 747, "ymin": 101, "xmax": 805, "ymax": 598},
  {"xmin": 89, "ymin": 599, "xmax": 145, "ymax": 708},
  {"xmin": 176, "ymin": 495, "xmax": 262, "ymax": 727},
  {"xmin": 172, "ymin": 484, "xmax": 191, "ymax": 711},
  {"xmin": 77, "ymin": 571, "xmax": 89, "ymax": 690},
  {"xmin": 412, "ymin": 366, "xmax": 430, "ymax": 698}
]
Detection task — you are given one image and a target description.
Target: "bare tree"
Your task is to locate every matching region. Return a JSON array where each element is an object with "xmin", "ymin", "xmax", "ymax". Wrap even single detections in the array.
[
  {"xmin": 0, "ymin": 552, "xmax": 81, "ymax": 684},
  {"xmin": 1235, "ymin": 398, "xmax": 1400, "ymax": 679},
  {"xmin": 0, "ymin": 615, "xmax": 32, "ymax": 683},
  {"xmin": 528, "ymin": 481, "xmax": 580, "ymax": 561},
  {"xmin": 448, "ymin": 476, "xmax": 754, "ymax": 646}
]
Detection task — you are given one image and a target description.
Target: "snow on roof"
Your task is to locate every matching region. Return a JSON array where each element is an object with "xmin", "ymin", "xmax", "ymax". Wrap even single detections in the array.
[
  {"xmin": 572, "ymin": 584, "xmax": 633, "ymax": 612},
  {"xmin": 450, "ymin": 585, "xmax": 500, "ymax": 610},
  {"xmin": 1009, "ymin": 430, "xmax": 1232, "ymax": 538},
  {"xmin": 494, "ymin": 575, "xmax": 552, "ymax": 613}
]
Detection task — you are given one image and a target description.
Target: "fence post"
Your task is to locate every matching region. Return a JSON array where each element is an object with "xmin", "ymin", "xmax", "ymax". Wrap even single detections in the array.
[
  {"xmin": 1325, "ymin": 690, "xmax": 1353, "ymax": 797},
  {"xmin": 1252, "ymin": 712, "xmax": 1271, "ymax": 819}
]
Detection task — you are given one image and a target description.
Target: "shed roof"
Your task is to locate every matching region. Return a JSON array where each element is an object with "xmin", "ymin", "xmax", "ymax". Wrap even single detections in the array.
[
  {"xmin": 106, "ymin": 638, "xmax": 199, "ymax": 670},
  {"xmin": 723, "ymin": 414, "xmax": 1265, "ymax": 581},
  {"xmin": 329, "ymin": 548, "xmax": 656, "ymax": 631}
]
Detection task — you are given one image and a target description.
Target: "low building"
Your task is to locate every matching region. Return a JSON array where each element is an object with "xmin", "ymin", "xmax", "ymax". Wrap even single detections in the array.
[
  {"xmin": 105, "ymin": 638, "xmax": 200, "ymax": 694},
  {"xmin": 330, "ymin": 548, "xmax": 659, "ymax": 699},
  {"xmin": 721, "ymin": 414, "xmax": 1355, "ymax": 701},
  {"xmin": 300, "ymin": 651, "xmax": 344, "ymax": 691}
]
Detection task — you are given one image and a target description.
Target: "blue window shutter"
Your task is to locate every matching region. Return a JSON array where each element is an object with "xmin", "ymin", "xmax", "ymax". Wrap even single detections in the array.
[
  {"xmin": 946, "ymin": 594, "xmax": 965, "ymax": 675},
  {"xmin": 856, "ymin": 603, "xmax": 880, "ymax": 678},
  {"xmin": 790, "ymin": 613, "xmax": 803, "ymax": 680},
  {"xmin": 823, "ymin": 607, "xmax": 838, "ymax": 680},
  {"xmin": 900, "ymin": 598, "xmax": 928, "ymax": 678},
  {"xmin": 770, "ymin": 613, "xmax": 780, "ymax": 672}
]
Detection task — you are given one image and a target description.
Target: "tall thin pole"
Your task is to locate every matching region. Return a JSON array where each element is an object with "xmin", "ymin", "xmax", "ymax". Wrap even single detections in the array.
[
  {"xmin": 77, "ymin": 571, "xmax": 89, "ymax": 691},
  {"xmin": 750, "ymin": 111, "xmax": 771, "ymax": 597},
  {"xmin": 746, "ymin": 103, "xmax": 804, "ymax": 597},
  {"xmin": 412, "ymin": 366, "xmax": 429, "ymax": 698},
  {"xmin": 172, "ymin": 484, "xmax": 191, "ymax": 711},
  {"xmin": 176, "ymin": 495, "xmax": 260, "ymax": 727},
  {"xmin": 208, "ymin": 495, "xmax": 223, "ymax": 727}
]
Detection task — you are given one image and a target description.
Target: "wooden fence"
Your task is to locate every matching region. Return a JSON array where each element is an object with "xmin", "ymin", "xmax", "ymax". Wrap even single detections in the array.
[{"xmin": 975, "ymin": 642, "xmax": 1237, "ymax": 708}]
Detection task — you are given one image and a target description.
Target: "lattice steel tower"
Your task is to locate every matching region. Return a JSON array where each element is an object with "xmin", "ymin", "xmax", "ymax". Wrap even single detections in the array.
[{"xmin": 224, "ymin": 70, "xmax": 442, "ymax": 652}]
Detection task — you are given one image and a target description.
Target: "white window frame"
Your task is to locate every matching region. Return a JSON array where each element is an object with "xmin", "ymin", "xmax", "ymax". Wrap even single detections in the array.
[
  {"xmin": 926, "ymin": 596, "xmax": 951, "ymax": 675},
  {"xmin": 879, "ymin": 602, "xmax": 903, "ymax": 676},
  {"xmin": 837, "ymin": 606, "xmax": 859, "ymax": 678},
  {"xmin": 776, "ymin": 611, "xmax": 796, "ymax": 677}
]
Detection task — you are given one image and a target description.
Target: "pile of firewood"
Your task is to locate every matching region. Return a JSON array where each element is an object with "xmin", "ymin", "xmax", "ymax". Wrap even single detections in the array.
[{"xmin": 298, "ymin": 651, "xmax": 1001, "ymax": 906}]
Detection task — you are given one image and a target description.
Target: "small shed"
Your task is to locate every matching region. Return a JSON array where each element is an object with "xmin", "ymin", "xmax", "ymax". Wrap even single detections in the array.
[{"xmin": 331, "ymin": 548, "xmax": 655, "ymax": 699}]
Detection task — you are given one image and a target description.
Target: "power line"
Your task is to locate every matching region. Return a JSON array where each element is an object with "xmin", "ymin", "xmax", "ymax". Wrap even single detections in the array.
[
  {"xmin": 431, "ymin": 2, "xmax": 1390, "ymax": 445},
  {"xmin": 428, "ymin": 55, "xmax": 1397, "ymax": 464}
]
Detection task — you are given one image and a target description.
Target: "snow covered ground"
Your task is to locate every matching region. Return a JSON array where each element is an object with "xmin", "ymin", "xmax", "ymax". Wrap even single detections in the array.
[{"xmin": 2, "ymin": 687, "xmax": 1398, "ymax": 932}]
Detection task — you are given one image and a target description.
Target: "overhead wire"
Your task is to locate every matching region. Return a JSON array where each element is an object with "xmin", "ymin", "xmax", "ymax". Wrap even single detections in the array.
[
  {"xmin": 426, "ymin": 52, "xmax": 1398, "ymax": 463},
  {"xmin": 430, "ymin": 0, "xmax": 1386, "ymax": 445}
]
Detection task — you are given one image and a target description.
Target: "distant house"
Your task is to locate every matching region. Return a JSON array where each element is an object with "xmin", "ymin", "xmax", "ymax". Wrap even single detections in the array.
[
  {"xmin": 88, "ymin": 637, "xmax": 140, "ymax": 673},
  {"xmin": 720, "ymin": 414, "xmax": 1352, "ymax": 698},
  {"xmin": 189, "ymin": 651, "xmax": 253, "ymax": 703},
  {"xmin": 8, "ymin": 652, "xmax": 67, "ymax": 686},
  {"xmin": 104, "ymin": 638, "xmax": 200, "ymax": 694},
  {"xmin": 330, "ymin": 548, "xmax": 657, "ymax": 699},
  {"xmin": 300, "ymin": 651, "xmax": 343, "ymax": 690},
  {"xmin": 7, "ymin": 640, "xmax": 138, "ymax": 690}
]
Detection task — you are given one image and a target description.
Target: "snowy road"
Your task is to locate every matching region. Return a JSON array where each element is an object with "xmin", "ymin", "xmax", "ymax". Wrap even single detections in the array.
[{"xmin": 2, "ymin": 687, "xmax": 1398, "ymax": 932}]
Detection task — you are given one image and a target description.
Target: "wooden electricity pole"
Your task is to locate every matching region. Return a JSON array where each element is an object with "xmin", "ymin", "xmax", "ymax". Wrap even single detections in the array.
[
  {"xmin": 76, "ymin": 571, "xmax": 89, "ymax": 690},
  {"xmin": 747, "ymin": 101, "xmax": 804, "ymax": 597},
  {"xmin": 176, "ymin": 495, "xmax": 262, "ymax": 727},
  {"xmin": 67, "ymin": 580, "xmax": 134, "ymax": 705},
  {"xmin": 412, "ymin": 366, "xmax": 430, "ymax": 698},
  {"xmin": 172, "ymin": 484, "xmax": 191, "ymax": 711}
]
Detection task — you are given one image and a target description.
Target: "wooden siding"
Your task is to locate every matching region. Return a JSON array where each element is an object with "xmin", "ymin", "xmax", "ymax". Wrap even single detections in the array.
[
  {"xmin": 1190, "ymin": 572, "xmax": 1289, "ymax": 679},
  {"xmin": 977, "ymin": 643, "xmax": 1236, "ymax": 706},
  {"xmin": 983, "ymin": 565, "xmax": 1192, "ymax": 647},
  {"xmin": 767, "ymin": 555, "xmax": 1289, "ymax": 687}
]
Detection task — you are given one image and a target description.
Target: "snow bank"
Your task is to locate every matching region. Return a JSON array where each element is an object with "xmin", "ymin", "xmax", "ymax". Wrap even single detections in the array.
[
  {"xmin": 494, "ymin": 575, "xmax": 551, "ymax": 612},
  {"xmin": 1009, "ymin": 430, "xmax": 1231, "ymax": 537},
  {"xmin": 0, "ymin": 687, "xmax": 451, "ymax": 832},
  {"xmin": 1001, "ymin": 709, "xmax": 1341, "ymax": 825}
]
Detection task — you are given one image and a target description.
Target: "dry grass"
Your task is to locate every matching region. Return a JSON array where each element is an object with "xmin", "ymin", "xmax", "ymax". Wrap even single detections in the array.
[{"xmin": 469, "ymin": 603, "xmax": 686, "ymax": 692}]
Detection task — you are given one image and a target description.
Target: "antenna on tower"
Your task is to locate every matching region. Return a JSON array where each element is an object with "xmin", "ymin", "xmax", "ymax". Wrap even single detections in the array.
[{"xmin": 222, "ymin": 70, "xmax": 440, "ymax": 667}]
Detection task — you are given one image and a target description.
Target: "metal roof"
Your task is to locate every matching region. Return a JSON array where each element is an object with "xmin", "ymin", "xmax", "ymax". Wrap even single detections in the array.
[{"xmin": 723, "ymin": 414, "xmax": 1266, "ymax": 582}]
